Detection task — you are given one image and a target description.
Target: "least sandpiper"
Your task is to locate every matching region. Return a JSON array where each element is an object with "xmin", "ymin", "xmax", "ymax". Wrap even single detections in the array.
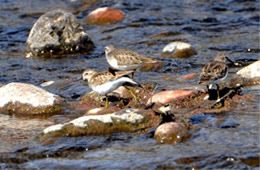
[
  {"xmin": 104, "ymin": 45, "xmax": 158, "ymax": 77},
  {"xmin": 82, "ymin": 69, "xmax": 139, "ymax": 108},
  {"xmin": 199, "ymin": 53, "xmax": 228, "ymax": 99}
]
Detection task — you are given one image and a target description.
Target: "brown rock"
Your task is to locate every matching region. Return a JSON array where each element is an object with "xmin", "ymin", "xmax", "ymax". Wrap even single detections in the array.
[
  {"xmin": 147, "ymin": 90, "xmax": 194, "ymax": 104},
  {"xmin": 85, "ymin": 7, "xmax": 125, "ymax": 24},
  {"xmin": 154, "ymin": 122, "xmax": 188, "ymax": 144},
  {"xmin": 180, "ymin": 73, "xmax": 198, "ymax": 81},
  {"xmin": 161, "ymin": 41, "xmax": 197, "ymax": 59}
]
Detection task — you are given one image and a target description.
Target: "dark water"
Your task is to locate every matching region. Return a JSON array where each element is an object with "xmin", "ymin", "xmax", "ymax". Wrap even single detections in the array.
[{"xmin": 0, "ymin": 0, "xmax": 259, "ymax": 169}]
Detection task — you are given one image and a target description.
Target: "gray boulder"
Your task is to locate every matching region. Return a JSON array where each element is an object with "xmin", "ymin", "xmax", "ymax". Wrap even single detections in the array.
[{"xmin": 25, "ymin": 9, "xmax": 94, "ymax": 58}]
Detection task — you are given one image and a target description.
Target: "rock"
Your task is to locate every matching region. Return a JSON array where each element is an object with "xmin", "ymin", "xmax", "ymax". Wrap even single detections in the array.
[
  {"xmin": 86, "ymin": 107, "xmax": 104, "ymax": 115},
  {"xmin": 139, "ymin": 61, "xmax": 164, "ymax": 72},
  {"xmin": 236, "ymin": 60, "xmax": 260, "ymax": 78},
  {"xmin": 180, "ymin": 73, "xmax": 198, "ymax": 81},
  {"xmin": 25, "ymin": 9, "xmax": 94, "ymax": 58},
  {"xmin": 161, "ymin": 41, "xmax": 197, "ymax": 59},
  {"xmin": 43, "ymin": 108, "xmax": 146, "ymax": 136},
  {"xmin": 217, "ymin": 119, "xmax": 240, "ymax": 128},
  {"xmin": 147, "ymin": 90, "xmax": 194, "ymax": 104},
  {"xmin": 85, "ymin": 7, "xmax": 125, "ymax": 24},
  {"xmin": 154, "ymin": 122, "xmax": 188, "ymax": 144},
  {"xmin": 86, "ymin": 106, "xmax": 122, "ymax": 115},
  {"xmin": 0, "ymin": 82, "xmax": 65, "ymax": 116},
  {"xmin": 40, "ymin": 80, "xmax": 55, "ymax": 87}
]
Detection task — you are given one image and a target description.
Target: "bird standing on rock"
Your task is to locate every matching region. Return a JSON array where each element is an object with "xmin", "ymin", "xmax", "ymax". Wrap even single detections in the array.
[
  {"xmin": 199, "ymin": 53, "xmax": 228, "ymax": 100},
  {"xmin": 105, "ymin": 45, "xmax": 158, "ymax": 78},
  {"xmin": 82, "ymin": 69, "xmax": 140, "ymax": 108}
]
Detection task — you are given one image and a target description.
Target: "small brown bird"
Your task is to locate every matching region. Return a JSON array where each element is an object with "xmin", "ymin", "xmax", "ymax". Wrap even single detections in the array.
[
  {"xmin": 199, "ymin": 53, "xmax": 228, "ymax": 99},
  {"xmin": 82, "ymin": 69, "xmax": 139, "ymax": 108},
  {"xmin": 105, "ymin": 45, "xmax": 158, "ymax": 77}
]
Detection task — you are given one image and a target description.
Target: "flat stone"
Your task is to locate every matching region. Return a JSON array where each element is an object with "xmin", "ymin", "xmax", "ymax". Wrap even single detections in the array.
[
  {"xmin": 236, "ymin": 60, "xmax": 260, "ymax": 79},
  {"xmin": 25, "ymin": 9, "xmax": 94, "ymax": 58},
  {"xmin": 43, "ymin": 108, "xmax": 145, "ymax": 135},
  {"xmin": 0, "ymin": 82, "xmax": 65, "ymax": 116},
  {"xmin": 147, "ymin": 90, "xmax": 194, "ymax": 104}
]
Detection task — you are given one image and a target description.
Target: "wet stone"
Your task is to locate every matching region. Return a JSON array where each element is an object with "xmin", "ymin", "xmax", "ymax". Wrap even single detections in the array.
[
  {"xmin": 161, "ymin": 41, "xmax": 197, "ymax": 59},
  {"xmin": 154, "ymin": 122, "xmax": 188, "ymax": 144},
  {"xmin": 147, "ymin": 90, "xmax": 194, "ymax": 105},
  {"xmin": 0, "ymin": 82, "xmax": 65, "ymax": 116},
  {"xmin": 42, "ymin": 108, "xmax": 147, "ymax": 138},
  {"xmin": 25, "ymin": 9, "xmax": 94, "ymax": 58},
  {"xmin": 85, "ymin": 7, "xmax": 125, "ymax": 25}
]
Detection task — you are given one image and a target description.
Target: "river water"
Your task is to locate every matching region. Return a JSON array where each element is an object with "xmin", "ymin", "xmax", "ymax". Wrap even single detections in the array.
[{"xmin": 0, "ymin": 0, "xmax": 259, "ymax": 169}]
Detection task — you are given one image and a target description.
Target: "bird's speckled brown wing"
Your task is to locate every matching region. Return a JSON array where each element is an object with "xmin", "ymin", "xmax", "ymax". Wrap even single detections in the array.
[
  {"xmin": 110, "ymin": 48, "xmax": 157, "ymax": 66},
  {"xmin": 89, "ymin": 70, "xmax": 133, "ymax": 87},
  {"xmin": 199, "ymin": 61, "xmax": 227, "ymax": 83}
]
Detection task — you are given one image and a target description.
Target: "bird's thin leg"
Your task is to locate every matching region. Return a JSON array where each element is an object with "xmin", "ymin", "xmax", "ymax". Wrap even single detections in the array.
[
  {"xmin": 131, "ymin": 70, "xmax": 136, "ymax": 79},
  {"xmin": 216, "ymin": 84, "xmax": 220, "ymax": 100},
  {"xmin": 125, "ymin": 87, "xmax": 138, "ymax": 104},
  {"xmin": 105, "ymin": 95, "xmax": 109, "ymax": 108}
]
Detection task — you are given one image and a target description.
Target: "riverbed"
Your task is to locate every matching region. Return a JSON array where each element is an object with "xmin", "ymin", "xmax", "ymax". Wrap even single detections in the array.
[{"xmin": 0, "ymin": 0, "xmax": 259, "ymax": 169}]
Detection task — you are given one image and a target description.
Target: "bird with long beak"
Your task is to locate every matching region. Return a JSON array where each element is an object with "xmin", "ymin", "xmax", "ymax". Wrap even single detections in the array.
[{"xmin": 82, "ymin": 69, "xmax": 140, "ymax": 108}]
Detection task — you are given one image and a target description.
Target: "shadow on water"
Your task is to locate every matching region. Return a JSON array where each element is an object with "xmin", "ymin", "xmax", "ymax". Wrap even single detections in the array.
[{"xmin": 0, "ymin": 0, "xmax": 259, "ymax": 169}]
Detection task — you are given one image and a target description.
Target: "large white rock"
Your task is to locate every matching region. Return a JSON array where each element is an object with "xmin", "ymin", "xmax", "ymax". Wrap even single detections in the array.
[
  {"xmin": 43, "ymin": 108, "xmax": 144, "ymax": 134},
  {"xmin": 0, "ymin": 82, "xmax": 65, "ymax": 115},
  {"xmin": 236, "ymin": 60, "xmax": 260, "ymax": 78}
]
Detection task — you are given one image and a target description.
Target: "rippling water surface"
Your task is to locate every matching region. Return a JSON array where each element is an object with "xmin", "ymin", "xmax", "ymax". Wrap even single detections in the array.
[{"xmin": 0, "ymin": 0, "xmax": 259, "ymax": 169}]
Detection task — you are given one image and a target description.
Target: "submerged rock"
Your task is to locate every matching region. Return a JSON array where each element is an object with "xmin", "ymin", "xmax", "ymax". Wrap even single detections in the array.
[
  {"xmin": 180, "ymin": 73, "xmax": 198, "ymax": 81},
  {"xmin": 154, "ymin": 122, "xmax": 188, "ymax": 144},
  {"xmin": 85, "ymin": 7, "xmax": 125, "ymax": 24},
  {"xmin": 0, "ymin": 82, "xmax": 65, "ymax": 116},
  {"xmin": 43, "ymin": 108, "xmax": 146, "ymax": 137},
  {"xmin": 147, "ymin": 90, "xmax": 194, "ymax": 104},
  {"xmin": 161, "ymin": 41, "xmax": 197, "ymax": 59},
  {"xmin": 236, "ymin": 60, "xmax": 260, "ymax": 79},
  {"xmin": 25, "ymin": 9, "xmax": 94, "ymax": 58}
]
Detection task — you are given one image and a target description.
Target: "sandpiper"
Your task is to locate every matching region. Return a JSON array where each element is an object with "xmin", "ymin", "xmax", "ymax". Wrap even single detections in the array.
[
  {"xmin": 199, "ymin": 53, "xmax": 228, "ymax": 99},
  {"xmin": 82, "ymin": 69, "xmax": 140, "ymax": 108},
  {"xmin": 104, "ymin": 45, "xmax": 158, "ymax": 77}
]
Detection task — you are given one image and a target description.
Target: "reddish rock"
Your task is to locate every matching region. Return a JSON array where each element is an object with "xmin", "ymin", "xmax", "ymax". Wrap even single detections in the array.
[
  {"xmin": 147, "ymin": 90, "xmax": 194, "ymax": 104},
  {"xmin": 85, "ymin": 7, "xmax": 125, "ymax": 24},
  {"xmin": 154, "ymin": 122, "xmax": 188, "ymax": 144},
  {"xmin": 181, "ymin": 73, "xmax": 198, "ymax": 81}
]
